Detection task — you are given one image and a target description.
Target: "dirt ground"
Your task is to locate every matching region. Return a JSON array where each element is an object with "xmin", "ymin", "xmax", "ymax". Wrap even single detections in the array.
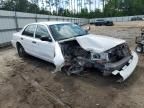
[{"xmin": 0, "ymin": 22, "xmax": 144, "ymax": 108}]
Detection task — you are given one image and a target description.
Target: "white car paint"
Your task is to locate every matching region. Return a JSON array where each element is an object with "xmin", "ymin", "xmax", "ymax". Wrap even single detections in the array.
[
  {"xmin": 11, "ymin": 21, "xmax": 138, "ymax": 81},
  {"xmin": 76, "ymin": 34, "xmax": 126, "ymax": 53},
  {"xmin": 112, "ymin": 51, "xmax": 138, "ymax": 81}
]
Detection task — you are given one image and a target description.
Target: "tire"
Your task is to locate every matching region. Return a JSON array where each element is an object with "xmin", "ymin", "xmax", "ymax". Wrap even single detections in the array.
[
  {"xmin": 95, "ymin": 24, "xmax": 98, "ymax": 26},
  {"xmin": 106, "ymin": 23, "xmax": 113, "ymax": 26},
  {"xmin": 62, "ymin": 58, "xmax": 84, "ymax": 76},
  {"xmin": 62, "ymin": 66, "xmax": 72, "ymax": 76},
  {"xmin": 62, "ymin": 64, "xmax": 83, "ymax": 76},
  {"xmin": 17, "ymin": 44, "xmax": 26, "ymax": 57},
  {"xmin": 135, "ymin": 44, "xmax": 143, "ymax": 53}
]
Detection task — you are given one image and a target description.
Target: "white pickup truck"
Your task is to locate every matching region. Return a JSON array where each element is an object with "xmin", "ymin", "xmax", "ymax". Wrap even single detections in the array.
[{"xmin": 11, "ymin": 21, "xmax": 138, "ymax": 82}]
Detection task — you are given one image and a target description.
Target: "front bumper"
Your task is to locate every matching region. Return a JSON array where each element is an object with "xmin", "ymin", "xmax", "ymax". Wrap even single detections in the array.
[{"xmin": 112, "ymin": 51, "xmax": 138, "ymax": 81}]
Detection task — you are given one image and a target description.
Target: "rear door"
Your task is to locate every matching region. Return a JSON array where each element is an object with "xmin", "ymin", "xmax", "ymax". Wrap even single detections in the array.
[
  {"xmin": 33, "ymin": 24, "xmax": 55, "ymax": 62},
  {"xmin": 21, "ymin": 24, "xmax": 37, "ymax": 55}
]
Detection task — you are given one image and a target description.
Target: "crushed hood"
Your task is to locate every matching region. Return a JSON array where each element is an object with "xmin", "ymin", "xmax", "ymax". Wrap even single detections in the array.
[{"xmin": 76, "ymin": 34, "xmax": 126, "ymax": 53}]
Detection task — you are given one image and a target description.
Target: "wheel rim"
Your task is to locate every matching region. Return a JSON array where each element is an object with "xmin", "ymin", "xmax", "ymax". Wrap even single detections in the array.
[{"xmin": 68, "ymin": 61, "xmax": 83, "ymax": 74}]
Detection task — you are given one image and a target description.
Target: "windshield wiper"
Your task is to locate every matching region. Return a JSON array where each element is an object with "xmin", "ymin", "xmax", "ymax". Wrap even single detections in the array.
[
  {"xmin": 58, "ymin": 37, "xmax": 74, "ymax": 41},
  {"xmin": 58, "ymin": 33, "xmax": 88, "ymax": 41},
  {"xmin": 75, "ymin": 33, "xmax": 87, "ymax": 37}
]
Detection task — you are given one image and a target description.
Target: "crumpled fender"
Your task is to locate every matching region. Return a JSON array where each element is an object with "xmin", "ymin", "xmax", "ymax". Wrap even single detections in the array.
[{"xmin": 53, "ymin": 42, "xmax": 65, "ymax": 72}]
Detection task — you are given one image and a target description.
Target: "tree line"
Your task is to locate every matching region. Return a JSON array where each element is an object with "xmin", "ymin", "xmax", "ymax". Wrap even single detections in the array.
[
  {"xmin": 0, "ymin": 0, "xmax": 144, "ymax": 18},
  {"xmin": 104, "ymin": 0, "xmax": 144, "ymax": 17}
]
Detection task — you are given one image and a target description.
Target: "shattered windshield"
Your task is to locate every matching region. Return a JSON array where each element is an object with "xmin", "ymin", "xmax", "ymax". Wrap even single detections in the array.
[{"xmin": 49, "ymin": 23, "xmax": 88, "ymax": 41}]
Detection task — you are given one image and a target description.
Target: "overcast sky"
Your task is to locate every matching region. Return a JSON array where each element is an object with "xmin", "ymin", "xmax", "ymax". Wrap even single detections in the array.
[
  {"xmin": 37, "ymin": 0, "xmax": 102, "ymax": 12},
  {"xmin": 1, "ymin": 0, "xmax": 102, "ymax": 11}
]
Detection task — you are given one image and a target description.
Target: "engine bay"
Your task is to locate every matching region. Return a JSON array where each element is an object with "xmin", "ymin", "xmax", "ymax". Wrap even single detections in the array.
[{"xmin": 60, "ymin": 40, "xmax": 90, "ymax": 61}]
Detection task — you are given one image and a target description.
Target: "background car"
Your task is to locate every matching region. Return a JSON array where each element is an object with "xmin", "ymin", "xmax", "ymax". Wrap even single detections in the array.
[
  {"xmin": 93, "ymin": 19, "xmax": 114, "ymax": 26},
  {"xmin": 131, "ymin": 16, "xmax": 143, "ymax": 21}
]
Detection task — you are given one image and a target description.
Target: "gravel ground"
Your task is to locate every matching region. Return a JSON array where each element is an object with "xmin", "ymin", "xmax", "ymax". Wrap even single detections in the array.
[{"xmin": 0, "ymin": 22, "xmax": 144, "ymax": 108}]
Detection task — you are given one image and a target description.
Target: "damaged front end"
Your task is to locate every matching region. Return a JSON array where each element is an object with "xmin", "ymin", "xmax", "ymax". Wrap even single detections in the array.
[
  {"xmin": 57, "ymin": 38, "xmax": 138, "ymax": 82},
  {"xmin": 91, "ymin": 43, "xmax": 138, "ymax": 82}
]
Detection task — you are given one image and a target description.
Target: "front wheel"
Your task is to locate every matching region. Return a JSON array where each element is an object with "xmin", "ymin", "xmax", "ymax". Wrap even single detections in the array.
[
  {"xmin": 17, "ymin": 45, "xmax": 26, "ymax": 57},
  {"xmin": 62, "ymin": 59, "xmax": 84, "ymax": 76},
  {"xmin": 135, "ymin": 44, "xmax": 143, "ymax": 53}
]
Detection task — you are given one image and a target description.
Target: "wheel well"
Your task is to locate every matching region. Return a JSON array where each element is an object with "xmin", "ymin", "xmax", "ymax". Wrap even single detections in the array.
[{"xmin": 16, "ymin": 42, "xmax": 22, "ymax": 48}]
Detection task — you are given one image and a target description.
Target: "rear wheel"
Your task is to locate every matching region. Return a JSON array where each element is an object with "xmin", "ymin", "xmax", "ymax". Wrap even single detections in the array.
[
  {"xmin": 135, "ymin": 44, "xmax": 143, "ymax": 53},
  {"xmin": 17, "ymin": 44, "xmax": 26, "ymax": 57}
]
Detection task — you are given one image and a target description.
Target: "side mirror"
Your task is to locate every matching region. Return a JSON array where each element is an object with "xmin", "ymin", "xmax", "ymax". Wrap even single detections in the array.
[
  {"xmin": 83, "ymin": 26, "xmax": 90, "ymax": 32},
  {"xmin": 40, "ymin": 36, "xmax": 52, "ymax": 42}
]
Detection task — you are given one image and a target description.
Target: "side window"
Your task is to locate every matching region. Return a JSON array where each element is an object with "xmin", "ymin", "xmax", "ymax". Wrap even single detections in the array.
[
  {"xmin": 22, "ymin": 25, "xmax": 36, "ymax": 37},
  {"xmin": 35, "ymin": 25, "xmax": 50, "ymax": 39}
]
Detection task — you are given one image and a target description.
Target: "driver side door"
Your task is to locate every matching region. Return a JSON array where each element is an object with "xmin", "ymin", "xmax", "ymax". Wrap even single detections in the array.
[{"xmin": 33, "ymin": 24, "xmax": 55, "ymax": 62}]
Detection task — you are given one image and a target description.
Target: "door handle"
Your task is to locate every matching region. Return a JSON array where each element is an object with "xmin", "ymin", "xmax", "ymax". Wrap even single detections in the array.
[
  {"xmin": 20, "ymin": 37, "xmax": 23, "ymax": 40},
  {"xmin": 32, "ymin": 41, "xmax": 36, "ymax": 44}
]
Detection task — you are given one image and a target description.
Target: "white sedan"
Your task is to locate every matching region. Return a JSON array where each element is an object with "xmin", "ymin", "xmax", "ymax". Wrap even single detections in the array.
[{"xmin": 11, "ymin": 21, "xmax": 138, "ymax": 82}]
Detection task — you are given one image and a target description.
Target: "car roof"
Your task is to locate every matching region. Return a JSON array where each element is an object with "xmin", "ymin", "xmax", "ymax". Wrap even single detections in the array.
[{"xmin": 30, "ymin": 21, "xmax": 71, "ymax": 26}]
